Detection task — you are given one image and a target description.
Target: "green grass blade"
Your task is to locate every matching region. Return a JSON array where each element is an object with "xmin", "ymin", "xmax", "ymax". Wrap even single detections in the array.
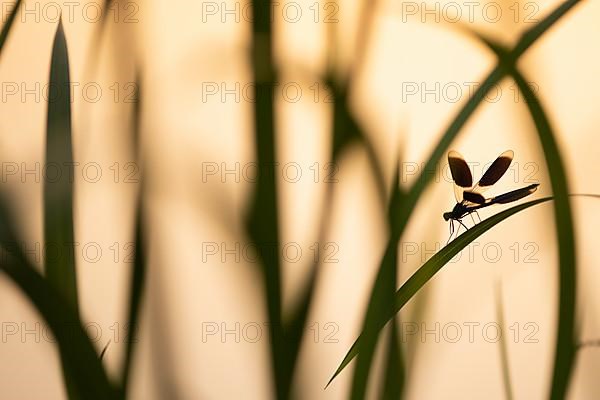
[
  {"xmin": 1, "ymin": 256, "xmax": 116, "ymax": 399},
  {"xmin": 121, "ymin": 196, "xmax": 145, "ymax": 396},
  {"xmin": 495, "ymin": 282, "xmax": 513, "ymax": 400},
  {"xmin": 349, "ymin": 229, "xmax": 399, "ymax": 399},
  {"xmin": 391, "ymin": 199, "xmax": 558, "ymax": 314},
  {"xmin": 348, "ymin": 177, "xmax": 402, "ymax": 399},
  {"xmin": 510, "ymin": 70, "xmax": 576, "ymax": 400},
  {"xmin": 247, "ymin": 1, "xmax": 286, "ymax": 397},
  {"xmin": 0, "ymin": 0, "xmax": 21, "ymax": 56},
  {"xmin": 0, "ymin": 197, "xmax": 114, "ymax": 399},
  {"xmin": 379, "ymin": 319, "xmax": 404, "ymax": 400},
  {"xmin": 45, "ymin": 18, "xmax": 78, "ymax": 312},
  {"xmin": 330, "ymin": 0, "xmax": 582, "ymax": 391},
  {"xmin": 396, "ymin": 0, "xmax": 581, "ymax": 224},
  {"xmin": 329, "ymin": 197, "xmax": 554, "ymax": 386},
  {"xmin": 467, "ymin": 29, "xmax": 578, "ymax": 400},
  {"xmin": 390, "ymin": 0, "xmax": 581, "ymax": 236},
  {"xmin": 341, "ymin": 46, "xmax": 501, "ymax": 400},
  {"xmin": 379, "ymin": 178, "xmax": 405, "ymax": 400},
  {"xmin": 513, "ymin": 0, "xmax": 581, "ymax": 58},
  {"xmin": 121, "ymin": 77, "xmax": 145, "ymax": 397},
  {"xmin": 45, "ymin": 19, "xmax": 80, "ymax": 400}
]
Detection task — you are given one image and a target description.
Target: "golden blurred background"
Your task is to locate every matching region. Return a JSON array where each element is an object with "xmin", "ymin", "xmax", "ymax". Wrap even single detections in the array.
[{"xmin": 0, "ymin": 0, "xmax": 599, "ymax": 399}]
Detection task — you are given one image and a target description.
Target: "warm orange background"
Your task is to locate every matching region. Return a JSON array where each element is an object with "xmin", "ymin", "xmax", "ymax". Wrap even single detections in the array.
[{"xmin": 0, "ymin": 0, "xmax": 599, "ymax": 399}]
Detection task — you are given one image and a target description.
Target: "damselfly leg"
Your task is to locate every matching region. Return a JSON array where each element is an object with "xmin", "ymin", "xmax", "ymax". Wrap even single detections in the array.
[{"xmin": 447, "ymin": 220, "xmax": 455, "ymax": 244}]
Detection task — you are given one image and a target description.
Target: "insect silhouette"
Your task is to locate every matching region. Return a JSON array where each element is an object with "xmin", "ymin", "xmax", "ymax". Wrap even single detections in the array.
[{"xmin": 443, "ymin": 150, "xmax": 539, "ymax": 243}]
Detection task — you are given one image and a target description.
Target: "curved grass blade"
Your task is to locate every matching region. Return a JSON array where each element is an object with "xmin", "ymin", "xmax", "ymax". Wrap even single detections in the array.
[
  {"xmin": 396, "ymin": 0, "xmax": 581, "ymax": 231},
  {"xmin": 0, "ymin": 196, "xmax": 115, "ymax": 399},
  {"xmin": 379, "ymin": 316, "xmax": 404, "ymax": 400},
  {"xmin": 495, "ymin": 282, "xmax": 513, "ymax": 400},
  {"xmin": 120, "ymin": 203, "xmax": 144, "ymax": 394},
  {"xmin": 330, "ymin": 197, "xmax": 553, "ymax": 387},
  {"xmin": 379, "ymin": 175, "xmax": 405, "ymax": 400},
  {"xmin": 331, "ymin": 193, "xmax": 598, "ymax": 387},
  {"xmin": 466, "ymin": 30, "xmax": 578, "ymax": 400},
  {"xmin": 45, "ymin": 18, "xmax": 78, "ymax": 312},
  {"xmin": 513, "ymin": 0, "xmax": 581, "ymax": 57},
  {"xmin": 1, "ymin": 255, "xmax": 116, "ymax": 399},
  {"xmin": 336, "ymin": 0, "xmax": 583, "ymax": 394},
  {"xmin": 45, "ymin": 19, "xmax": 80, "ymax": 399},
  {"xmin": 121, "ymin": 76, "xmax": 145, "ymax": 398},
  {"xmin": 347, "ymin": 176, "xmax": 403, "ymax": 400},
  {"xmin": 343, "ymin": 32, "xmax": 498, "ymax": 400},
  {"xmin": 0, "ymin": 0, "xmax": 22, "ymax": 57},
  {"xmin": 511, "ymin": 70, "xmax": 576, "ymax": 400}
]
